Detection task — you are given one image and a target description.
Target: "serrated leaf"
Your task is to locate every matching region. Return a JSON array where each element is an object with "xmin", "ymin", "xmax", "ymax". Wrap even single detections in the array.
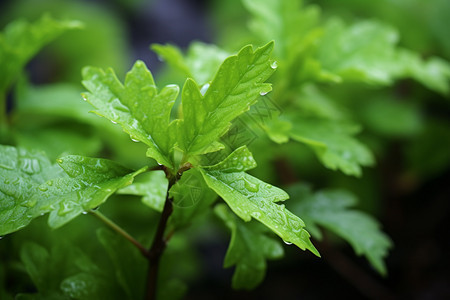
[
  {"xmin": 202, "ymin": 146, "xmax": 257, "ymax": 172},
  {"xmin": 82, "ymin": 60, "xmax": 179, "ymax": 167},
  {"xmin": 199, "ymin": 148, "xmax": 319, "ymax": 256},
  {"xmin": 44, "ymin": 155, "xmax": 147, "ymax": 228},
  {"xmin": 118, "ymin": 170, "xmax": 168, "ymax": 212},
  {"xmin": 178, "ymin": 42, "xmax": 275, "ymax": 157},
  {"xmin": 215, "ymin": 204, "xmax": 283, "ymax": 289},
  {"xmin": 288, "ymin": 185, "xmax": 392, "ymax": 275},
  {"xmin": 0, "ymin": 145, "xmax": 64, "ymax": 235},
  {"xmin": 289, "ymin": 117, "xmax": 374, "ymax": 177},
  {"xmin": 0, "ymin": 145, "xmax": 145, "ymax": 235},
  {"xmin": 0, "ymin": 14, "xmax": 82, "ymax": 95}
]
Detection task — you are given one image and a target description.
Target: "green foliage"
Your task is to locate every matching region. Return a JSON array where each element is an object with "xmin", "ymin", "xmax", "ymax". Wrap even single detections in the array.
[
  {"xmin": 178, "ymin": 42, "xmax": 275, "ymax": 156},
  {"xmin": 215, "ymin": 204, "xmax": 284, "ymax": 289},
  {"xmin": 82, "ymin": 61, "xmax": 179, "ymax": 168},
  {"xmin": 0, "ymin": 145, "xmax": 145, "ymax": 235},
  {"xmin": 200, "ymin": 147, "xmax": 318, "ymax": 255},
  {"xmin": 287, "ymin": 185, "xmax": 392, "ymax": 275},
  {"xmin": 1, "ymin": 0, "xmax": 449, "ymax": 298}
]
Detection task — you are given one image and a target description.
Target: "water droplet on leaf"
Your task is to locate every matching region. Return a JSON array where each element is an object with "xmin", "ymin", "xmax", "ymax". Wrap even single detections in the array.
[
  {"xmin": 200, "ymin": 83, "xmax": 210, "ymax": 96},
  {"xmin": 259, "ymin": 91, "xmax": 268, "ymax": 96},
  {"xmin": 251, "ymin": 212, "xmax": 261, "ymax": 218},
  {"xmin": 283, "ymin": 240, "xmax": 293, "ymax": 245},
  {"xmin": 244, "ymin": 178, "xmax": 259, "ymax": 193},
  {"xmin": 38, "ymin": 186, "xmax": 48, "ymax": 192},
  {"xmin": 271, "ymin": 61, "xmax": 278, "ymax": 69},
  {"xmin": 21, "ymin": 199, "xmax": 37, "ymax": 208}
]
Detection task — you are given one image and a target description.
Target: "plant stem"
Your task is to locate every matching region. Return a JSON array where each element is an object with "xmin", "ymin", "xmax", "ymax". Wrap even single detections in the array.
[
  {"xmin": 90, "ymin": 210, "xmax": 149, "ymax": 257},
  {"xmin": 145, "ymin": 170, "xmax": 176, "ymax": 300}
]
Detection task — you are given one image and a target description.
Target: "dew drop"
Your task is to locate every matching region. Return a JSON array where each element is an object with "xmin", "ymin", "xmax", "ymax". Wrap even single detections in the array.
[
  {"xmin": 244, "ymin": 178, "xmax": 259, "ymax": 193},
  {"xmin": 82, "ymin": 211, "xmax": 88, "ymax": 215},
  {"xmin": 111, "ymin": 120, "xmax": 118, "ymax": 124},
  {"xmin": 21, "ymin": 199, "xmax": 37, "ymax": 208},
  {"xmin": 0, "ymin": 236, "xmax": 3, "ymax": 240},
  {"xmin": 271, "ymin": 61, "xmax": 278, "ymax": 69},
  {"xmin": 283, "ymin": 240, "xmax": 293, "ymax": 245},
  {"xmin": 200, "ymin": 83, "xmax": 210, "ymax": 96},
  {"xmin": 82, "ymin": 96, "xmax": 87, "ymax": 101},
  {"xmin": 251, "ymin": 212, "xmax": 261, "ymax": 218},
  {"xmin": 38, "ymin": 185, "xmax": 48, "ymax": 192},
  {"xmin": 259, "ymin": 91, "xmax": 269, "ymax": 96}
]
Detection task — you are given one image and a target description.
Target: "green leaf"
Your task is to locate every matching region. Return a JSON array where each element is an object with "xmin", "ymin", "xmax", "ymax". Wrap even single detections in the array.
[
  {"xmin": 215, "ymin": 204, "xmax": 283, "ymax": 289},
  {"xmin": 178, "ymin": 42, "xmax": 276, "ymax": 157},
  {"xmin": 317, "ymin": 19, "xmax": 450, "ymax": 93},
  {"xmin": 82, "ymin": 60, "xmax": 179, "ymax": 168},
  {"xmin": 151, "ymin": 43, "xmax": 193, "ymax": 78},
  {"xmin": 0, "ymin": 145, "xmax": 146, "ymax": 235},
  {"xmin": 152, "ymin": 42, "xmax": 229, "ymax": 85},
  {"xmin": 289, "ymin": 117, "xmax": 374, "ymax": 177},
  {"xmin": 44, "ymin": 156, "xmax": 147, "ymax": 228},
  {"xmin": 199, "ymin": 147, "xmax": 319, "ymax": 256},
  {"xmin": 19, "ymin": 241, "xmax": 111, "ymax": 299},
  {"xmin": 201, "ymin": 145, "xmax": 257, "ymax": 172},
  {"xmin": 0, "ymin": 145, "xmax": 64, "ymax": 235},
  {"xmin": 288, "ymin": 185, "xmax": 392, "ymax": 275},
  {"xmin": 118, "ymin": 170, "xmax": 168, "ymax": 212},
  {"xmin": 0, "ymin": 14, "xmax": 82, "ymax": 95}
]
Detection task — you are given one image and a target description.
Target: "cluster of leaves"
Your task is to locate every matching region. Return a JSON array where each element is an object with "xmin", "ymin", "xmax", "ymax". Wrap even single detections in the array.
[{"xmin": 1, "ymin": 0, "xmax": 449, "ymax": 298}]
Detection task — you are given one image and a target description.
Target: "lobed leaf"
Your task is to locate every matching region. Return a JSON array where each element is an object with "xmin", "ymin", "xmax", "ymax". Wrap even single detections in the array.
[
  {"xmin": 178, "ymin": 42, "xmax": 276, "ymax": 157},
  {"xmin": 200, "ymin": 147, "xmax": 319, "ymax": 256},
  {"xmin": 288, "ymin": 185, "xmax": 393, "ymax": 275},
  {"xmin": 215, "ymin": 204, "xmax": 284, "ymax": 289},
  {"xmin": 43, "ymin": 155, "xmax": 147, "ymax": 228},
  {"xmin": 82, "ymin": 60, "xmax": 179, "ymax": 168},
  {"xmin": 0, "ymin": 145, "xmax": 145, "ymax": 235},
  {"xmin": 289, "ymin": 117, "xmax": 374, "ymax": 177}
]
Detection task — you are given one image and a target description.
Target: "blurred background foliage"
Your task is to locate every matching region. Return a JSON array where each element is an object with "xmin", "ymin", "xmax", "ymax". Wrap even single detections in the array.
[{"xmin": 1, "ymin": 0, "xmax": 449, "ymax": 299}]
